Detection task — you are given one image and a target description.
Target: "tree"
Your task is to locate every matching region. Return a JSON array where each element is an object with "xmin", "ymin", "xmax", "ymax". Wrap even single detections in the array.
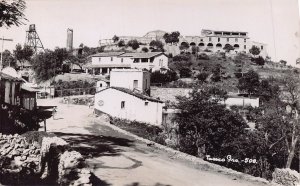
[
  {"xmin": 150, "ymin": 70, "xmax": 178, "ymax": 84},
  {"xmin": 279, "ymin": 60, "xmax": 287, "ymax": 66},
  {"xmin": 255, "ymin": 56, "xmax": 265, "ymax": 67},
  {"xmin": 174, "ymin": 86, "xmax": 248, "ymax": 158},
  {"xmin": 127, "ymin": 39, "xmax": 139, "ymax": 50},
  {"xmin": 149, "ymin": 40, "xmax": 164, "ymax": 51},
  {"xmin": 249, "ymin": 46, "xmax": 261, "ymax": 57},
  {"xmin": 223, "ymin": 44, "xmax": 234, "ymax": 53},
  {"xmin": 0, "ymin": 0, "xmax": 27, "ymax": 28},
  {"xmin": 179, "ymin": 67, "xmax": 191, "ymax": 78},
  {"xmin": 191, "ymin": 46, "xmax": 199, "ymax": 55},
  {"xmin": 237, "ymin": 69, "xmax": 260, "ymax": 96},
  {"xmin": 141, "ymin": 47, "xmax": 149, "ymax": 53},
  {"xmin": 112, "ymin": 35, "xmax": 119, "ymax": 43},
  {"xmin": 179, "ymin": 42, "xmax": 189, "ymax": 51},
  {"xmin": 163, "ymin": 31, "xmax": 180, "ymax": 45},
  {"xmin": 13, "ymin": 44, "xmax": 34, "ymax": 66},
  {"xmin": 31, "ymin": 48, "xmax": 69, "ymax": 82},
  {"xmin": 211, "ymin": 64, "xmax": 222, "ymax": 82},
  {"xmin": 196, "ymin": 72, "xmax": 209, "ymax": 83},
  {"xmin": 118, "ymin": 40, "xmax": 125, "ymax": 47},
  {"xmin": 1, "ymin": 50, "xmax": 16, "ymax": 68}
]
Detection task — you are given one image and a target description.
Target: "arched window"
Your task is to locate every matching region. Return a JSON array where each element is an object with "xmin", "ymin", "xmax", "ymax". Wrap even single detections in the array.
[
  {"xmin": 190, "ymin": 42, "xmax": 196, "ymax": 46},
  {"xmin": 216, "ymin": 43, "xmax": 222, "ymax": 48},
  {"xmin": 234, "ymin": 44, "xmax": 240, "ymax": 49},
  {"xmin": 207, "ymin": 43, "xmax": 213, "ymax": 48},
  {"xmin": 198, "ymin": 43, "xmax": 205, "ymax": 47}
]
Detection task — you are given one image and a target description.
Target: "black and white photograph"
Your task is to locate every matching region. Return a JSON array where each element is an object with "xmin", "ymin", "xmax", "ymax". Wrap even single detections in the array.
[{"xmin": 0, "ymin": 0, "xmax": 300, "ymax": 185}]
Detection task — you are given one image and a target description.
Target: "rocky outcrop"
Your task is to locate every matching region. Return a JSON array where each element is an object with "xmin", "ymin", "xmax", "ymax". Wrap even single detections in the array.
[
  {"xmin": 0, "ymin": 133, "xmax": 93, "ymax": 185},
  {"xmin": 272, "ymin": 168, "xmax": 299, "ymax": 186}
]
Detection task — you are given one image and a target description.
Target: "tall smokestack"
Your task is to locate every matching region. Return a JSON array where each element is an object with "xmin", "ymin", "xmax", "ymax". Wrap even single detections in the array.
[{"xmin": 66, "ymin": 28, "xmax": 73, "ymax": 51}]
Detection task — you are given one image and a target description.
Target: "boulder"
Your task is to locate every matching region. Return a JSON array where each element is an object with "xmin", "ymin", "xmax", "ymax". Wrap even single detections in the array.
[{"xmin": 272, "ymin": 168, "xmax": 299, "ymax": 186}]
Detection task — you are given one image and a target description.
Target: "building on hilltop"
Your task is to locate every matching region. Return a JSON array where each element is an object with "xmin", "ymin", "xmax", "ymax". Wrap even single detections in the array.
[
  {"xmin": 179, "ymin": 29, "xmax": 268, "ymax": 57},
  {"xmin": 99, "ymin": 29, "xmax": 268, "ymax": 57},
  {"xmin": 88, "ymin": 52, "xmax": 168, "ymax": 75}
]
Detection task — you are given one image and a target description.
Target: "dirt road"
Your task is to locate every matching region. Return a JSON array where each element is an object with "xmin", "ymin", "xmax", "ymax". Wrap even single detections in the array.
[{"xmin": 38, "ymin": 98, "xmax": 272, "ymax": 186}]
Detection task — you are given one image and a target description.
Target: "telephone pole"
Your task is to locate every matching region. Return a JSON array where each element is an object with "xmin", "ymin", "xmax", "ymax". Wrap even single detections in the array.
[{"xmin": 0, "ymin": 36, "xmax": 13, "ymax": 71}]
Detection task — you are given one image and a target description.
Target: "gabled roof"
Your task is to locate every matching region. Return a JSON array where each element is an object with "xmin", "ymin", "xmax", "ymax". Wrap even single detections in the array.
[
  {"xmin": 96, "ymin": 86, "xmax": 164, "ymax": 103},
  {"xmin": 119, "ymin": 52, "xmax": 165, "ymax": 59},
  {"xmin": 90, "ymin": 52, "xmax": 125, "ymax": 57}
]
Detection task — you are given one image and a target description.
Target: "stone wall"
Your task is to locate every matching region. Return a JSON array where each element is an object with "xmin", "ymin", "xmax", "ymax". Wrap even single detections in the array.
[
  {"xmin": 0, "ymin": 132, "xmax": 93, "ymax": 185},
  {"xmin": 150, "ymin": 87, "xmax": 192, "ymax": 103},
  {"xmin": 272, "ymin": 168, "xmax": 299, "ymax": 186}
]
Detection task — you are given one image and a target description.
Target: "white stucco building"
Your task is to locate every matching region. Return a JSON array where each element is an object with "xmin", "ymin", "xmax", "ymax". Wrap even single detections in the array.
[
  {"xmin": 94, "ymin": 68, "xmax": 164, "ymax": 125},
  {"xmin": 88, "ymin": 52, "xmax": 168, "ymax": 75},
  {"xmin": 110, "ymin": 69, "xmax": 150, "ymax": 94},
  {"xmin": 180, "ymin": 29, "xmax": 268, "ymax": 57},
  {"xmin": 94, "ymin": 87, "xmax": 164, "ymax": 125}
]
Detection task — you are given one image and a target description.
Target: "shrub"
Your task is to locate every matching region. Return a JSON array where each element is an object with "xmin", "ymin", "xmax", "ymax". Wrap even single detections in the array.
[
  {"xmin": 173, "ymin": 54, "xmax": 190, "ymax": 62},
  {"xmin": 179, "ymin": 67, "xmax": 192, "ymax": 78},
  {"xmin": 197, "ymin": 72, "xmax": 209, "ymax": 82},
  {"xmin": 150, "ymin": 70, "xmax": 178, "ymax": 84},
  {"xmin": 198, "ymin": 53, "xmax": 209, "ymax": 60}
]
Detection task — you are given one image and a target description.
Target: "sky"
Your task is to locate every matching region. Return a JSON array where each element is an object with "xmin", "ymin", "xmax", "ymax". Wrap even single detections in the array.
[{"xmin": 0, "ymin": 0, "xmax": 300, "ymax": 65}]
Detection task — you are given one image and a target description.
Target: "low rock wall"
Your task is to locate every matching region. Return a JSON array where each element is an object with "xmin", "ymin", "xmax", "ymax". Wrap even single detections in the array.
[{"xmin": 0, "ymin": 133, "xmax": 93, "ymax": 185}]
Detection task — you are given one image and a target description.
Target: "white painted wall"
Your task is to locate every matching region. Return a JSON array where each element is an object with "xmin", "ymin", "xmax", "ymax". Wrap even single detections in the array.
[
  {"xmin": 224, "ymin": 97, "xmax": 259, "ymax": 108},
  {"xmin": 96, "ymin": 80, "xmax": 109, "ymax": 92},
  {"xmin": 110, "ymin": 69, "xmax": 150, "ymax": 92},
  {"xmin": 91, "ymin": 54, "xmax": 168, "ymax": 71},
  {"xmin": 94, "ymin": 88, "xmax": 164, "ymax": 125}
]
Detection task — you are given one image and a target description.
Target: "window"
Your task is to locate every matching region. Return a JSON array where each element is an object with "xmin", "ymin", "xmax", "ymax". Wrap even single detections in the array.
[
  {"xmin": 261, "ymin": 46, "xmax": 263, "ymax": 50},
  {"xmin": 244, "ymin": 39, "xmax": 246, "ymax": 43},
  {"xmin": 121, "ymin": 58, "xmax": 124, "ymax": 63},
  {"xmin": 121, "ymin": 101, "xmax": 125, "ymax": 109},
  {"xmin": 100, "ymin": 83, "xmax": 102, "ymax": 87},
  {"xmin": 244, "ymin": 45, "xmax": 246, "ymax": 49},
  {"xmin": 141, "ymin": 58, "xmax": 148, "ymax": 63},
  {"xmin": 145, "ymin": 102, "xmax": 149, "ymax": 106},
  {"xmin": 159, "ymin": 59, "xmax": 163, "ymax": 66},
  {"xmin": 133, "ymin": 80, "xmax": 138, "ymax": 89},
  {"xmin": 209, "ymin": 37, "xmax": 212, "ymax": 42},
  {"xmin": 200, "ymin": 39, "xmax": 203, "ymax": 42},
  {"xmin": 98, "ymin": 57, "xmax": 101, "ymax": 62},
  {"xmin": 218, "ymin": 38, "xmax": 220, "ymax": 42},
  {"xmin": 133, "ymin": 58, "xmax": 140, "ymax": 63},
  {"xmin": 227, "ymin": 38, "xmax": 230, "ymax": 42},
  {"xmin": 235, "ymin": 38, "xmax": 238, "ymax": 42},
  {"xmin": 111, "ymin": 57, "xmax": 113, "ymax": 61}
]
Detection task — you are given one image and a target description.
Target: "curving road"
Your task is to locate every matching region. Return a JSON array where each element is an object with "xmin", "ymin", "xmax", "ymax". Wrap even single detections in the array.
[{"xmin": 38, "ymin": 98, "xmax": 273, "ymax": 186}]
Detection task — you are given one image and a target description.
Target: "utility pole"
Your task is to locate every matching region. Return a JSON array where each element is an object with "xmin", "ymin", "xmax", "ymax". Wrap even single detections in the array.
[{"xmin": 0, "ymin": 36, "xmax": 13, "ymax": 71}]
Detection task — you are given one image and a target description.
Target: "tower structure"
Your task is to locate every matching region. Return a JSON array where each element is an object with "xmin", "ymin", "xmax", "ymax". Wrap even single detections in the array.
[
  {"xmin": 66, "ymin": 28, "xmax": 73, "ymax": 51},
  {"xmin": 25, "ymin": 24, "xmax": 44, "ymax": 53}
]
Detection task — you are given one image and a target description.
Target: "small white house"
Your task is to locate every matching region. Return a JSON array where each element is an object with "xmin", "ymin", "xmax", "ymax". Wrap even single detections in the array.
[
  {"xmin": 224, "ymin": 94, "xmax": 260, "ymax": 108},
  {"xmin": 110, "ymin": 69, "xmax": 150, "ymax": 94},
  {"xmin": 95, "ymin": 77, "xmax": 110, "ymax": 92},
  {"xmin": 94, "ymin": 87, "xmax": 165, "ymax": 125}
]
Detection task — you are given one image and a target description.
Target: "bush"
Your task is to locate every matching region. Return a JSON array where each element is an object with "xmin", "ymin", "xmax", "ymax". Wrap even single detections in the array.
[
  {"xmin": 197, "ymin": 72, "xmax": 209, "ymax": 82},
  {"xmin": 150, "ymin": 70, "xmax": 178, "ymax": 84},
  {"xmin": 173, "ymin": 54, "xmax": 190, "ymax": 62},
  {"xmin": 179, "ymin": 67, "xmax": 192, "ymax": 78},
  {"xmin": 141, "ymin": 47, "xmax": 149, "ymax": 52},
  {"xmin": 198, "ymin": 53, "xmax": 209, "ymax": 60}
]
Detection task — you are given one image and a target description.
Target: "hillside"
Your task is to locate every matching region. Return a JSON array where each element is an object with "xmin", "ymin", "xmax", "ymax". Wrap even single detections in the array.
[{"xmin": 167, "ymin": 52, "xmax": 298, "ymax": 92}]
